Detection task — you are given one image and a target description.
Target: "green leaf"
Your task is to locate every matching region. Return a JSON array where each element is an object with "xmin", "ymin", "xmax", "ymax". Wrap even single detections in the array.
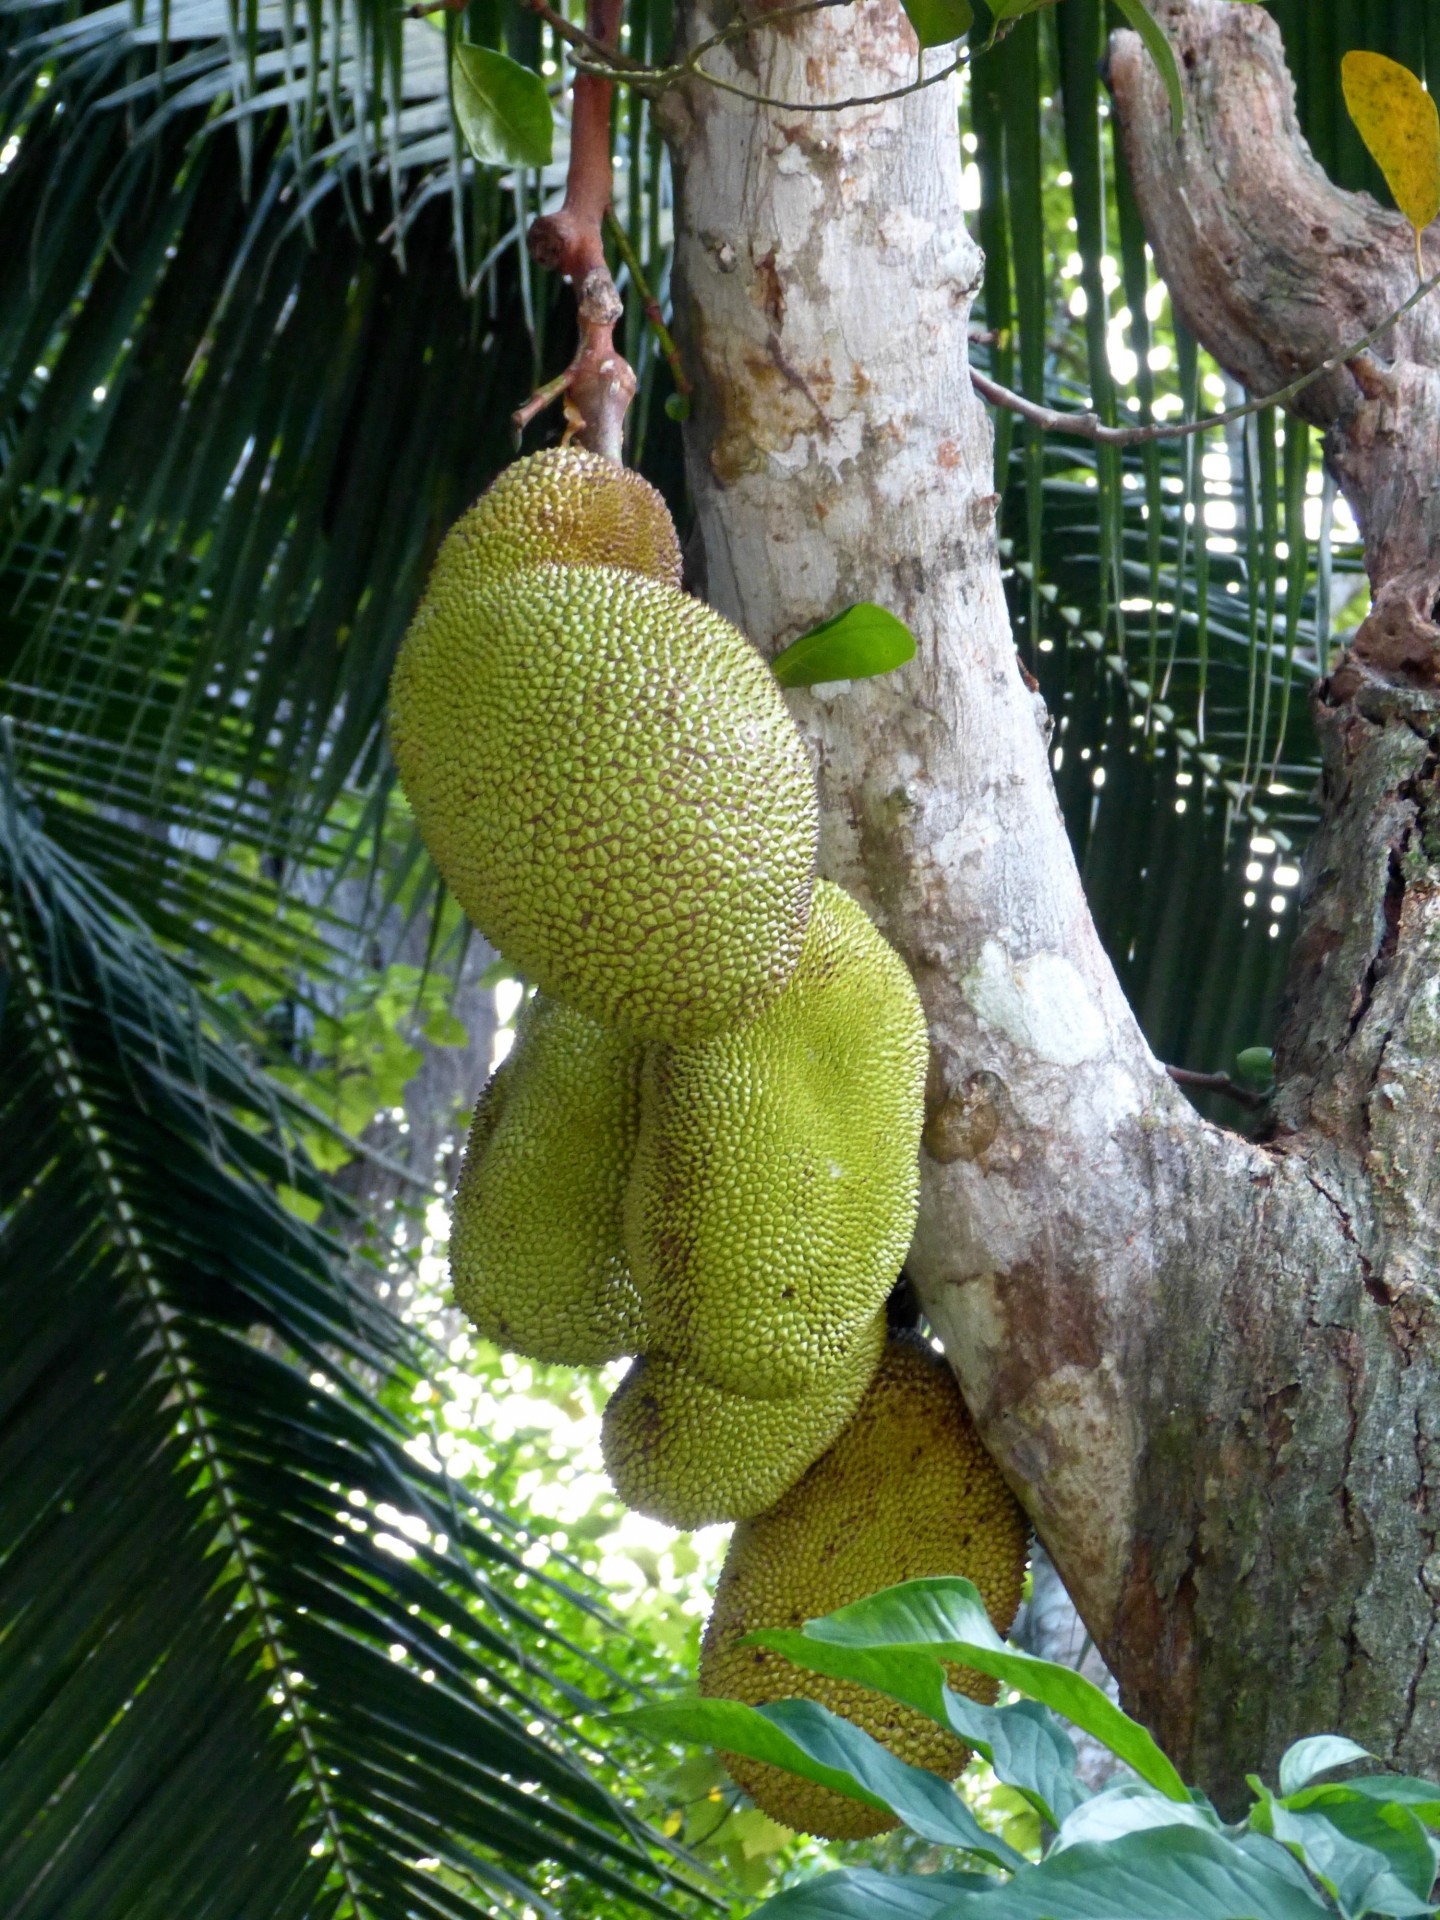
[
  {"xmin": 1235, "ymin": 1046, "xmax": 1276, "ymax": 1086},
  {"xmin": 770, "ymin": 604, "xmax": 917, "ymax": 688},
  {"xmin": 621, "ymin": 1695, "xmax": 1026, "ymax": 1867},
  {"xmin": 939, "ymin": 1693, "xmax": 1087, "ymax": 1828},
  {"xmin": 752, "ymin": 1869, "xmax": 997, "ymax": 1920},
  {"xmin": 1111, "ymin": 0, "xmax": 1185, "ymax": 139},
  {"xmin": 901, "ymin": 0, "xmax": 973, "ymax": 51},
  {"xmin": 929, "ymin": 1826, "xmax": 1335, "ymax": 1918},
  {"xmin": 985, "ymin": 0, "xmax": 1060, "ymax": 25},
  {"xmin": 452, "ymin": 43, "xmax": 554, "ymax": 169},
  {"xmin": 750, "ymin": 1579, "xmax": 1192, "ymax": 1803},
  {"xmin": 1278, "ymin": 1734, "xmax": 1372, "ymax": 1797},
  {"xmin": 1050, "ymin": 1781, "xmax": 1221, "ymax": 1853},
  {"xmin": 1255, "ymin": 1792, "xmax": 1438, "ymax": 1917},
  {"xmin": 1284, "ymin": 1775, "xmax": 1440, "ymax": 1826}
]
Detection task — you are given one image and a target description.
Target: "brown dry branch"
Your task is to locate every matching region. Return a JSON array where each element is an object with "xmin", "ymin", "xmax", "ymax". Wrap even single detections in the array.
[{"xmin": 514, "ymin": 0, "xmax": 636, "ymax": 459}]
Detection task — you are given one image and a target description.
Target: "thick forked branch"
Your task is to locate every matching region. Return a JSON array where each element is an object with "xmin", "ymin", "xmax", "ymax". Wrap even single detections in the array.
[
  {"xmin": 1110, "ymin": 3, "xmax": 1440, "ymax": 697},
  {"xmin": 518, "ymin": 0, "xmax": 636, "ymax": 459}
]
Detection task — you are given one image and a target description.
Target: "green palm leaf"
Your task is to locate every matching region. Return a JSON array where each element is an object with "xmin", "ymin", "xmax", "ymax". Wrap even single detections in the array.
[{"xmin": 0, "ymin": 766, "xmax": 719, "ymax": 1919}]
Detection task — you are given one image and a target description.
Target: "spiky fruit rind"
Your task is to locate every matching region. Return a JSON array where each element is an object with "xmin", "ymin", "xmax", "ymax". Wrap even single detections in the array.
[
  {"xmin": 450, "ymin": 995, "xmax": 646, "ymax": 1364},
  {"xmin": 626, "ymin": 883, "xmax": 929, "ymax": 1397},
  {"xmin": 390, "ymin": 556, "xmax": 817, "ymax": 1043},
  {"xmin": 442, "ymin": 446, "xmax": 683, "ymax": 589},
  {"xmin": 601, "ymin": 1308, "xmax": 886, "ymax": 1529},
  {"xmin": 699, "ymin": 1334, "xmax": 1030, "ymax": 1840}
]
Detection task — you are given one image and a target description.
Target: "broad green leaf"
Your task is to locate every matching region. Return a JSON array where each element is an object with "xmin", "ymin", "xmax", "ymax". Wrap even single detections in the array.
[
  {"xmin": 929, "ymin": 1825, "xmax": 1334, "ymax": 1918},
  {"xmin": 770, "ymin": 604, "xmax": 917, "ymax": 688},
  {"xmin": 752, "ymin": 1869, "xmax": 998, "ymax": 1920},
  {"xmin": 750, "ymin": 1579, "xmax": 1191, "ymax": 1803},
  {"xmin": 1111, "ymin": 0, "xmax": 1184, "ymax": 138},
  {"xmin": 901, "ymin": 0, "xmax": 973, "ymax": 51},
  {"xmin": 1284, "ymin": 1775, "xmax": 1440, "ymax": 1826},
  {"xmin": 1235, "ymin": 1045, "xmax": 1276, "ymax": 1086},
  {"xmin": 1341, "ymin": 52, "xmax": 1440, "ymax": 235},
  {"xmin": 1257, "ymin": 1793, "xmax": 1438, "ymax": 1917},
  {"xmin": 1050, "ymin": 1780, "xmax": 1220, "ymax": 1854},
  {"xmin": 620, "ymin": 1696, "xmax": 1026, "ymax": 1866},
  {"xmin": 939, "ymin": 1692, "xmax": 1087, "ymax": 1828},
  {"xmin": 451, "ymin": 43, "xmax": 553, "ymax": 169},
  {"xmin": 1278, "ymin": 1734, "xmax": 1372, "ymax": 1797}
]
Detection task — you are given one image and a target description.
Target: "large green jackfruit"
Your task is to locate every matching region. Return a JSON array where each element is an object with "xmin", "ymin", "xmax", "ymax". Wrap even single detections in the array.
[
  {"xmin": 600, "ymin": 1307, "xmax": 886, "ymax": 1529},
  {"xmin": 699, "ymin": 1334, "xmax": 1030, "ymax": 1840},
  {"xmin": 625, "ymin": 882, "xmax": 929, "ymax": 1400},
  {"xmin": 450, "ymin": 994, "xmax": 646, "ymax": 1364},
  {"xmin": 388, "ymin": 448, "xmax": 818, "ymax": 1043}
]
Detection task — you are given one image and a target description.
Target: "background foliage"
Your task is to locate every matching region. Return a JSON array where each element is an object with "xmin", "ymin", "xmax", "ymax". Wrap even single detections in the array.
[{"xmin": 0, "ymin": 0, "xmax": 1425, "ymax": 1911}]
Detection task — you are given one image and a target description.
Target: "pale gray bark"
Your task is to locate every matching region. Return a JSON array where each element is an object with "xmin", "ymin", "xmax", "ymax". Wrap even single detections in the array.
[{"xmin": 663, "ymin": 0, "xmax": 1440, "ymax": 1805}]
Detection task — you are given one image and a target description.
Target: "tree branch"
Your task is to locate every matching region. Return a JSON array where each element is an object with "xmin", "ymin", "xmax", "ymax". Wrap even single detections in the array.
[
  {"xmin": 1165, "ymin": 1064, "xmax": 1268, "ymax": 1113},
  {"xmin": 971, "ymin": 262, "xmax": 1440, "ymax": 447},
  {"xmin": 515, "ymin": 0, "xmax": 636, "ymax": 459}
]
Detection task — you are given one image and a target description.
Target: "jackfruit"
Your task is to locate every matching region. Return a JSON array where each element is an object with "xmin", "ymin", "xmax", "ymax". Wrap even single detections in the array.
[
  {"xmin": 625, "ymin": 882, "xmax": 929, "ymax": 1399},
  {"xmin": 450, "ymin": 993, "xmax": 646, "ymax": 1364},
  {"xmin": 699, "ymin": 1333, "xmax": 1029, "ymax": 1840},
  {"xmin": 601, "ymin": 1307, "xmax": 886, "ymax": 1529},
  {"xmin": 388, "ymin": 448, "xmax": 818, "ymax": 1042}
]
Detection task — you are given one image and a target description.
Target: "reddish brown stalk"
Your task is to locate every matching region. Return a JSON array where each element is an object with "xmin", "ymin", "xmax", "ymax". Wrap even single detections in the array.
[{"xmin": 515, "ymin": 0, "xmax": 636, "ymax": 460}]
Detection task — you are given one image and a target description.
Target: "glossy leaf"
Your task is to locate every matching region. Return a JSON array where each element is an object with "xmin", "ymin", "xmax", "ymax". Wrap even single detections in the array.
[
  {"xmin": 1278, "ymin": 1734, "xmax": 1372, "ymax": 1797},
  {"xmin": 901, "ymin": 0, "xmax": 973, "ymax": 51},
  {"xmin": 752, "ymin": 1869, "xmax": 998, "ymax": 1920},
  {"xmin": 938, "ymin": 1692, "xmax": 1087, "ymax": 1828},
  {"xmin": 452, "ymin": 42, "xmax": 555, "ymax": 168},
  {"xmin": 1256, "ymin": 1790, "xmax": 1438, "ymax": 1917},
  {"xmin": 621, "ymin": 1695, "xmax": 1026, "ymax": 1867},
  {"xmin": 749, "ymin": 1579, "xmax": 1192, "ymax": 1802},
  {"xmin": 928, "ymin": 1826, "xmax": 1335, "ymax": 1918},
  {"xmin": 1235, "ymin": 1045, "xmax": 1277, "ymax": 1086},
  {"xmin": 1341, "ymin": 52, "xmax": 1440, "ymax": 234},
  {"xmin": 1049, "ymin": 1780, "xmax": 1220, "ymax": 1854},
  {"xmin": 770, "ymin": 604, "xmax": 917, "ymax": 688}
]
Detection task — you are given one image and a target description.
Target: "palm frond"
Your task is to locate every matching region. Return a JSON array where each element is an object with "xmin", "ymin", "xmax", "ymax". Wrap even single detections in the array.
[
  {"xmin": 0, "ymin": 0, "xmax": 680, "ymax": 879},
  {"xmin": 0, "ymin": 762, "xmax": 720, "ymax": 1920}
]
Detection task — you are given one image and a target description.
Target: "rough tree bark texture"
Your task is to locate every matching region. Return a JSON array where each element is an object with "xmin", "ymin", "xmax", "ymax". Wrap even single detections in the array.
[{"xmin": 662, "ymin": 0, "xmax": 1440, "ymax": 1804}]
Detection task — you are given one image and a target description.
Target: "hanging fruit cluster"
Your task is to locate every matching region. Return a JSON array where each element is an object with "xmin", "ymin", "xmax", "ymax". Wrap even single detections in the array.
[{"xmin": 388, "ymin": 446, "xmax": 1028, "ymax": 1838}]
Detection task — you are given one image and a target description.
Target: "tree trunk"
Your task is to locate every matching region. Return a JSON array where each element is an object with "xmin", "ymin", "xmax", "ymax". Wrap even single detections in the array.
[{"xmin": 662, "ymin": 0, "xmax": 1440, "ymax": 1807}]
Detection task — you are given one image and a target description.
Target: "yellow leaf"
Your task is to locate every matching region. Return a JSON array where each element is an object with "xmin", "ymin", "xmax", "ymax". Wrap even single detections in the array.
[{"xmin": 1342, "ymin": 50, "xmax": 1440, "ymax": 235}]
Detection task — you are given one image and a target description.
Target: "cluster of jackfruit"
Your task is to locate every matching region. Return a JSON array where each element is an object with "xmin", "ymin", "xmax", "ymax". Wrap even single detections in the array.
[{"xmin": 389, "ymin": 447, "xmax": 1028, "ymax": 1841}]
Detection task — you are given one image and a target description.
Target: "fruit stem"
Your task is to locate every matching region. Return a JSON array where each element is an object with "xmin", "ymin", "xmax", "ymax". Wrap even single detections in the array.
[{"xmin": 518, "ymin": 0, "xmax": 637, "ymax": 461}]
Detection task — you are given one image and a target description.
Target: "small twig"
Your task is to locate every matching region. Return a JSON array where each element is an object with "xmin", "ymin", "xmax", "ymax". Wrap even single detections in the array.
[
  {"xmin": 1167, "ymin": 1065, "xmax": 1269, "ymax": 1112},
  {"xmin": 673, "ymin": 42, "xmax": 969, "ymax": 113},
  {"xmin": 511, "ymin": 369, "xmax": 572, "ymax": 435},
  {"xmin": 682, "ymin": 0, "xmax": 851, "ymax": 70},
  {"xmin": 513, "ymin": 0, "xmax": 636, "ymax": 457},
  {"xmin": 519, "ymin": 0, "xmax": 646, "ymax": 70},
  {"xmin": 603, "ymin": 208, "xmax": 692, "ymax": 402},
  {"xmin": 972, "ymin": 264, "xmax": 1440, "ymax": 446},
  {"xmin": 555, "ymin": 0, "xmax": 968, "ymax": 113}
]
